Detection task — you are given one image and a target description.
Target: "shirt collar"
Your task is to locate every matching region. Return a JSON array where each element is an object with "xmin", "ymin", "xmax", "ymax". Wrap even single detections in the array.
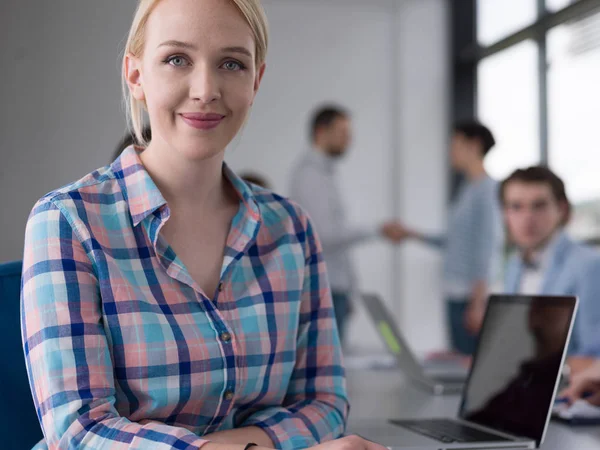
[
  {"xmin": 112, "ymin": 146, "xmax": 167, "ymax": 227},
  {"xmin": 307, "ymin": 148, "xmax": 336, "ymax": 173},
  {"xmin": 521, "ymin": 230, "xmax": 563, "ymax": 270},
  {"xmin": 223, "ymin": 164, "xmax": 261, "ymax": 223},
  {"xmin": 112, "ymin": 145, "xmax": 261, "ymax": 227}
]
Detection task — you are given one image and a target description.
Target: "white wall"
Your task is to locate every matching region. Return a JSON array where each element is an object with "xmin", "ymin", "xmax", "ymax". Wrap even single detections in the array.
[
  {"xmin": 0, "ymin": 0, "xmax": 449, "ymax": 353},
  {"xmin": 394, "ymin": 0, "xmax": 450, "ymax": 354}
]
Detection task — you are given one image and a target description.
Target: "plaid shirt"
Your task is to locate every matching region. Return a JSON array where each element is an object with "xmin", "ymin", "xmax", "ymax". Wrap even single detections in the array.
[{"xmin": 21, "ymin": 147, "xmax": 348, "ymax": 450}]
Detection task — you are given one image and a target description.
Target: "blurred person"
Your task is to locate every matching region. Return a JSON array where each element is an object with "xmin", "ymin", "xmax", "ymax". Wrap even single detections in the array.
[
  {"xmin": 20, "ymin": 2, "xmax": 389, "ymax": 450},
  {"xmin": 288, "ymin": 105, "xmax": 404, "ymax": 345},
  {"xmin": 239, "ymin": 171, "xmax": 271, "ymax": 189},
  {"xmin": 112, "ymin": 125, "xmax": 152, "ymax": 161},
  {"xmin": 396, "ymin": 121, "xmax": 503, "ymax": 355},
  {"xmin": 501, "ymin": 166, "xmax": 600, "ymax": 357},
  {"xmin": 560, "ymin": 359, "xmax": 600, "ymax": 406}
]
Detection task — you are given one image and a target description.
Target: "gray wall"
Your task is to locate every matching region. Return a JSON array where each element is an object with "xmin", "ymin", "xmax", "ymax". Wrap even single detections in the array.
[
  {"xmin": 0, "ymin": 0, "xmax": 137, "ymax": 261},
  {"xmin": 0, "ymin": 0, "xmax": 449, "ymax": 352}
]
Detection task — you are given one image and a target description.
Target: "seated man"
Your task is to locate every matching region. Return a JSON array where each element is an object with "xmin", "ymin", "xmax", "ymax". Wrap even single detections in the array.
[{"xmin": 501, "ymin": 166, "xmax": 600, "ymax": 357}]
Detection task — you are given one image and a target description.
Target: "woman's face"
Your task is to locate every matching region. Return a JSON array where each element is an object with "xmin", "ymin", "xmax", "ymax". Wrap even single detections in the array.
[{"xmin": 126, "ymin": 0, "xmax": 265, "ymax": 161}]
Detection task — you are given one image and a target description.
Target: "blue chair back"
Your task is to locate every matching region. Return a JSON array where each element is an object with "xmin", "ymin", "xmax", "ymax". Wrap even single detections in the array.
[{"xmin": 0, "ymin": 261, "xmax": 44, "ymax": 449}]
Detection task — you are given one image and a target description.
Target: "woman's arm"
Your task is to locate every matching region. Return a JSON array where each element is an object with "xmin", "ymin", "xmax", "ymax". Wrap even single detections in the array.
[
  {"xmin": 202, "ymin": 427, "xmax": 274, "ymax": 447},
  {"xmin": 21, "ymin": 198, "xmax": 208, "ymax": 449},
  {"xmin": 238, "ymin": 207, "xmax": 350, "ymax": 450}
]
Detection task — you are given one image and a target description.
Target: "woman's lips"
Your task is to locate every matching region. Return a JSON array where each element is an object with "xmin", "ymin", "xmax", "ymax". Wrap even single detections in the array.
[{"xmin": 180, "ymin": 112, "xmax": 225, "ymax": 130}]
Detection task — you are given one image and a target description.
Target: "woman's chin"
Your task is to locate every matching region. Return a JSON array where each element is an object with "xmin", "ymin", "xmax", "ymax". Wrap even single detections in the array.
[{"xmin": 173, "ymin": 136, "xmax": 228, "ymax": 162}]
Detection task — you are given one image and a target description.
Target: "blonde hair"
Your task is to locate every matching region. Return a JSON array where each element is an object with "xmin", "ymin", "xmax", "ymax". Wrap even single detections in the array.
[{"xmin": 122, "ymin": 0, "xmax": 269, "ymax": 146}]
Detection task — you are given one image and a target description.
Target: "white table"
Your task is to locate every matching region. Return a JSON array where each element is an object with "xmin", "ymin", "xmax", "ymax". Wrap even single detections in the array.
[{"xmin": 345, "ymin": 368, "xmax": 600, "ymax": 449}]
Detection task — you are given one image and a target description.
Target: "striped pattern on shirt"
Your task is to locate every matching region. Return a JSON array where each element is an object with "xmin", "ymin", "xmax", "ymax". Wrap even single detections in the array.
[
  {"xmin": 21, "ymin": 146, "xmax": 348, "ymax": 450},
  {"xmin": 426, "ymin": 175, "xmax": 504, "ymax": 298}
]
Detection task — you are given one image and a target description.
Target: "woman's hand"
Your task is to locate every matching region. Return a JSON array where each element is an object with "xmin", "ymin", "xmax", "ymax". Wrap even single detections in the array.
[
  {"xmin": 202, "ymin": 435, "xmax": 387, "ymax": 450},
  {"xmin": 310, "ymin": 435, "xmax": 388, "ymax": 450},
  {"xmin": 202, "ymin": 426, "xmax": 274, "ymax": 448}
]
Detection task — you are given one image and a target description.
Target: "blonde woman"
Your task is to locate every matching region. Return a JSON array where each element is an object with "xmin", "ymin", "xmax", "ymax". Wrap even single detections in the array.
[{"xmin": 21, "ymin": 1, "xmax": 385, "ymax": 449}]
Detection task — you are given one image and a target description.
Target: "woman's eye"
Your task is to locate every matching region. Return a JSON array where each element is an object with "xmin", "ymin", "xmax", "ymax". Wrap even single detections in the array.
[
  {"xmin": 166, "ymin": 56, "xmax": 189, "ymax": 67},
  {"xmin": 223, "ymin": 61, "xmax": 243, "ymax": 71}
]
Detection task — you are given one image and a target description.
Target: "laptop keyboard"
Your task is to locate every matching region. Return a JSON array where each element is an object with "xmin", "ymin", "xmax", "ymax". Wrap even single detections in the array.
[{"xmin": 390, "ymin": 419, "xmax": 511, "ymax": 444}]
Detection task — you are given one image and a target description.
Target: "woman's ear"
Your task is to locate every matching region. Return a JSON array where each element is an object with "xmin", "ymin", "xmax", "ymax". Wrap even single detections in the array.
[
  {"xmin": 124, "ymin": 53, "xmax": 146, "ymax": 102},
  {"xmin": 252, "ymin": 63, "xmax": 267, "ymax": 99}
]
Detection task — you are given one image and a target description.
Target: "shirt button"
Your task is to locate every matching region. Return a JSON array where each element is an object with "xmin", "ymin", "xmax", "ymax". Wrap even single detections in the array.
[
  {"xmin": 218, "ymin": 282, "xmax": 224, "ymax": 292},
  {"xmin": 224, "ymin": 390, "xmax": 234, "ymax": 401},
  {"xmin": 220, "ymin": 332, "xmax": 231, "ymax": 343}
]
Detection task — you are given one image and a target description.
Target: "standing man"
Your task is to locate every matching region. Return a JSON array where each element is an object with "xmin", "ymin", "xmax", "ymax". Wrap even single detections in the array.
[
  {"xmin": 501, "ymin": 166, "xmax": 600, "ymax": 358},
  {"xmin": 397, "ymin": 121, "xmax": 504, "ymax": 355},
  {"xmin": 289, "ymin": 105, "xmax": 403, "ymax": 345}
]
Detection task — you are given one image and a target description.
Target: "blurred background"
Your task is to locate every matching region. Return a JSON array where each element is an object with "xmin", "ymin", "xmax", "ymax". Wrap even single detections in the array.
[{"xmin": 1, "ymin": 0, "xmax": 598, "ymax": 356}]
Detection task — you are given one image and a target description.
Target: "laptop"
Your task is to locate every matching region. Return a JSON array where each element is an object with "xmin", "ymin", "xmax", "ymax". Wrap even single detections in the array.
[
  {"xmin": 352, "ymin": 294, "xmax": 578, "ymax": 449},
  {"xmin": 362, "ymin": 293, "xmax": 468, "ymax": 394}
]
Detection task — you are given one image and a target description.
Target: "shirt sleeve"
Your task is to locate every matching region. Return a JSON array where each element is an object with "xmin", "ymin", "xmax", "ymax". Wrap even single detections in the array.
[
  {"xmin": 241, "ymin": 207, "xmax": 350, "ymax": 449},
  {"xmin": 21, "ymin": 198, "xmax": 208, "ymax": 450},
  {"xmin": 573, "ymin": 253, "xmax": 600, "ymax": 357},
  {"xmin": 289, "ymin": 165, "xmax": 378, "ymax": 252},
  {"xmin": 471, "ymin": 185, "xmax": 502, "ymax": 282},
  {"xmin": 418, "ymin": 234, "xmax": 447, "ymax": 248}
]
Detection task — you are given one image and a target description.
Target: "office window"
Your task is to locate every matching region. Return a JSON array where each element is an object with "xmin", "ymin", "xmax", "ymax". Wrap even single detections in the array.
[
  {"xmin": 547, "ymin": 14, "xmax": 600, "ymax": 204},
  {"xmin": 478, "ymin": 40, "xmax": 540, "ymax": 180},
  {"xmin": 478, "ymin": 0, "xmax": 537, "ymax": 45}
]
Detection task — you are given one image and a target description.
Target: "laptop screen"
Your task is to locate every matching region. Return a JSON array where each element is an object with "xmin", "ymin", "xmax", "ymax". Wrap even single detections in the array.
[{"xmin": 459, "ymin": 295, "xmax": 576, "ymax": 445}]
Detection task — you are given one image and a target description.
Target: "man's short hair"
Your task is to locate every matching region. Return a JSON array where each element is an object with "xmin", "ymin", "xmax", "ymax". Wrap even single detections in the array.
[
  {"xmin": 310, "ymin": 105, "xmax": 350, "ymax": 141},
  {"xmin": 454, "ymin": 121, "xmax": 496, "ymax": 157},
  {"xmin": 500, "ymin": 165, "xmax": 572, "ymax": 224}
]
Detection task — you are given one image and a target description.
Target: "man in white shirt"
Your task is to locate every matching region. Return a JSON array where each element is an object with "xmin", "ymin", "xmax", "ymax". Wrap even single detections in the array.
[{"xmin": 288, "ymin": 105, "xmax": 403, "ymax": 345}]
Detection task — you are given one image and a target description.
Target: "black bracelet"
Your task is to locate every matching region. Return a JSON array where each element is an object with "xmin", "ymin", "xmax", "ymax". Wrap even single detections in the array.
[{"xmin": 244, "ymin": 443, "xmax": 258, "ymax": 450}]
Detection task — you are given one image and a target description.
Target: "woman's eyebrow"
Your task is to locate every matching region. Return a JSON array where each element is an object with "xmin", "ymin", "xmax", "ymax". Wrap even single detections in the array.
[
  {"xmin": 157, "ymin": 41, "xmax": 253, "ymax": 59},
  {"xmin": 221, "ymin": 46, "xmax": 253, "ymax": 58},
  {"xmin": 158, "ymin": 40, "xmax": 197, "ymax": 50}
]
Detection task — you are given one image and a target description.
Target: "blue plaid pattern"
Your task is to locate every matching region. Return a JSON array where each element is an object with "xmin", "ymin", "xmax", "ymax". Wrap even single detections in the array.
[{"xmin": 21, "ymin": 147, "xmax": 348, "ymax": 450}]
